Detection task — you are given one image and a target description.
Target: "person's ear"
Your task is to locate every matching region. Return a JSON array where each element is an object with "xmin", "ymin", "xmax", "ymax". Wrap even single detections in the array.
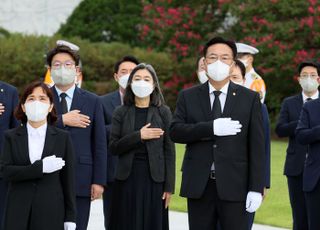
[
  {"xmin": 21, "ymin": 104, "xmax": 26, "ymax": 113},
  {"xmin": 48, "ymin": 103, "xmax": 54, "ymax": 113},
  {"xmin": 114, "ymin": 73, "xmax": 119, "ymax": 82}
]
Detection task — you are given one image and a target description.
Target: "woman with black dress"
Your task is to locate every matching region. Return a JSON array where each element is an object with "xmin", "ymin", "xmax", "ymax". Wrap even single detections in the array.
[{"xmin": 109, "ymin": 63, "xmax": 175, "ymax": 230}]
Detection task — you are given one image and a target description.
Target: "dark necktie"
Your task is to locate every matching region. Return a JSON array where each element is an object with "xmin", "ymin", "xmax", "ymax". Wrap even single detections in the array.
[
  {"xmin": 60, "ymin": 93, "xmax": 68, "ymax": 114},
  {"xmin": 306, "ymin": 97, "xmax": 312, "ymax": 102},
  {"xmin": 212, "ymin": 91, "xmax": 222, "ymax": 119}
]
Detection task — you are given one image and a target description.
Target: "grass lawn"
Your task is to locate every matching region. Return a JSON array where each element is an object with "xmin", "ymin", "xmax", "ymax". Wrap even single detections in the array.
[{"xmin": 169, "ymin": 141, "xmax": 292, "ymax": 229}]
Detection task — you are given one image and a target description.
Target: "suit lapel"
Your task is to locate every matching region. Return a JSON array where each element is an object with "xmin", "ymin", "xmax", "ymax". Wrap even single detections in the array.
[
  {"xmin": 41, "ymin": 126, "xmax": 58, "ymax": 159},
  {"xmin": 198, "ymin": 82, "xmax": 212, "ymax": 121},
  {"xmin": 127, "ymin": 106, "xmax": 135, "ymax": 133},
  {"xmin": 146, "ymin": 106, "xmax": 156, "ymax": 124},
  {"xmin": 111, "ymin": 91, "xmax": 122, "ymax": 109},
  {"xmin": 222, "ymin": 81, "xmax": 238, "ymax": 117},
  {"xmin": 52, "ymin": 87, "xmax": 62, "ymax": 114},
  {"xmin": 16, "ymin": 126, "xmax": 31, "ymax": 164},
  {"xmin": 294, "ymin": 94, "xmax": 303, "ymax": 114},
  {"xmin": 70, "ymin": 87, "xmax": 86, "ymax": 111}
]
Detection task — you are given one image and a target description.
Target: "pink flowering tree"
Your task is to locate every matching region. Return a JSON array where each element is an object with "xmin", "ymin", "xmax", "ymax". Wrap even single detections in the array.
[
  {"xmin": 223, "ymin": 0, "xmax": 320, "ymax": 117},
  {"xmin": 139, "ymin": 0, "xmax": 227, "ymax": 107}
]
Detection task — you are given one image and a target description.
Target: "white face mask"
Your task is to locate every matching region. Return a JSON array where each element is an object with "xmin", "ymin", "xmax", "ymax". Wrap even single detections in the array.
[
  {"xmin": 51, "ymin": 66, "xmax": 76, "ymax": 86},
  {"xmin": 239, "ymin": 59, "xmax": 249, "ymax": 68},
  {"xmin": 207, "ymin": 60, "xmax": 231, "ymax": 82},
  {"xmin": 299, "ymin": 77, "xmax": 319, "ymax": 93},
  {"xmin": 118, "ymin": 74, "xmax": 130, "ymax": 89},
  {"xmin": 197, "ymin": 71, "xmax": 208, "ymax": 84},
  {"xmin": 131, "ymin": 80, "xmax": 154, "ymax": 98},
  {"xmin": 232, "ymin": 80, "xmax": 244, "ymax": 86},
  {"xmin": 24, "ymin": 101, "xmax": 50, "ymax": 122}
]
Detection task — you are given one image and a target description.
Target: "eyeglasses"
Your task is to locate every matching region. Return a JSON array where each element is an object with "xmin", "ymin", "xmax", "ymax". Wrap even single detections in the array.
[
  {"xmin": 205, "ymin": 54, "xmax": 233, "ymax": 65},
  {"xmin": 300, "ymin": 74, "xmax": 318, "ymax": 79},
  {"xmin": 52, "ymin": 61, "xmax": 76, "ymax": 69}
]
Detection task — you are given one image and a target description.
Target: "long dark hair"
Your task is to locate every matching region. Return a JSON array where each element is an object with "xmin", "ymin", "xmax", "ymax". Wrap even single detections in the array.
[
  {"xmin": 15, "ymin": 81, "xmax": 57, "ymax": 124},
  {"xmin": 123, "ymin": 63, "xmax": 165, "ymax": 107}
]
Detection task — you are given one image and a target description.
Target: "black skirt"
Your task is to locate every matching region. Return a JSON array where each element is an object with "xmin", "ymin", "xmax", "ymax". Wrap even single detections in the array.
[{"xmin": 110, "ymin": 158, "xmax": 169, "ymax": 230}]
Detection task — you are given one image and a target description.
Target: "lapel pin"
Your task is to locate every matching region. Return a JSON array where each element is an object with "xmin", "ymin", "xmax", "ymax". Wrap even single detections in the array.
[
  {"xmin": 0, "ymin": 89, "xmax": 3, "ymax": 92},
  {"xmin": 233, "ymin": 92, "xmax": 236, "ymax": 96}
]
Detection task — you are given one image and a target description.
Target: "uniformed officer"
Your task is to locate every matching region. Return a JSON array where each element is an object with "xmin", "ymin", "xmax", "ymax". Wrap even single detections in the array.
[{"xmin": 236, "ymin": 43, "xmax": 266, "ymax": 103}]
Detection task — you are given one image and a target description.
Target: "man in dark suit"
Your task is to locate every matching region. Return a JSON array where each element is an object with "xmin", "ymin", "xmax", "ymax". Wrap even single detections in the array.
[
  {"xmin": 46, "ymin": 45, "xmax": 107, "ymax": 230},
  {"xmin": 100, "ymin": 55, "xmax": 139, "ymax": 229},
  {"xmin": 0, "ymin": 81, "xmax": 19, "ymax": 230},
  {"xmin": 276, "ymin": 61, "xmax": 320, "ymax": 230},
  {"xmin": 170, "ymin": 37, "xmax": 265, "ymax": 230}
]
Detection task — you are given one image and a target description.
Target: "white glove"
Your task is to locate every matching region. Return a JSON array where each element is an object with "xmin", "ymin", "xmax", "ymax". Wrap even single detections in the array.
[
  {"xmin": 246, "ymin": 191, "xmax": 263, "ymax": 213},
  {"xmin": 213, "ymin": 118, "xmax": 242, "ymax": 136},
  {"xmin": 64, "ymin": 222, "xmax": 76, "ymax": 230},
  {"xmin": 42, "ymin": 155, "xmax": 65, "ymax": 173}
]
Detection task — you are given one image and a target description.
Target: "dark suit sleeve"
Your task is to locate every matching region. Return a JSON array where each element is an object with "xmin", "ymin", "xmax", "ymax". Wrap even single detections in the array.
[
  {"xmin": 109, "ymin": 108, "xmax": 142, "ymax": 155},
  {"xmin": 0, "ymin": 133, "xmax": 43, "ymax": 182},
  {"xmin": 161, "ymin": 107, "xmax": 176, "ymax": 193},
  {"xmin": 170, "ymin": 91, "xmax": 213, "ymax": 143},
  {"xmin": 275, "ymin": 99, "xmax": 298, "ymax": 137},
  {"xmin": 9, "ymin": 88, "xmax": 19, "ymax": 128},
  {"xmin": 248, "ymin": 94, "xmax": 265, "ymax": 193},
  {"xmin": 262, "ymin": 105, "xmax": 271, "ymax": 188},
  {"xmin": 296, "ymin": 104, "xmax": 320, "ymax": 145},
  {"xmin": 61, "ymin": 133, "xmax": 76, "ymax": 222},
  {"xmin": 91, "ymin": 98, "xmax": 107, "ymax": 186}
]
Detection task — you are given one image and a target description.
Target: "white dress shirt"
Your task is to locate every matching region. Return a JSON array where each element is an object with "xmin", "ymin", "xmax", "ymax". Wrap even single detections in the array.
[
  {"xmin": 302, "ymin": 90, "xmax": 319, "ymax": 103},
  {"xmin": 55, "ymin": 85, "xmax": 76, "ymax": 112},
  {"xmin": 209, "ymin": 81, "xmax": 230, "ymax": 171},
  {"xmin": 27, "ymin": 122, "xmax": 47, "ymax": 164}
]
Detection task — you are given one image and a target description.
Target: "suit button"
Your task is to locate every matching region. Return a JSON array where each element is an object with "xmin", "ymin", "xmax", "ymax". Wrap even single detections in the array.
[{"xmin": 213, "ymin": 144, "xmax": 217, "ymax": 148}]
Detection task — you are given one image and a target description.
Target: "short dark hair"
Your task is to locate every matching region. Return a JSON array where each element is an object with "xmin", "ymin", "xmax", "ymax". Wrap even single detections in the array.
[
  {"xmin": 114, "ymin": 55, "xmax": 140, "ymax": 73},
  {"xmin": 234, "ymin": 60, "xmax": 246, "ymax": 79},
  {"xmin": 123, "ymin": 63, "xmax": 165, "ymax": 107},
  {"xmin": 15, "ymin": 81, "xmax": 57, "ymax": 124},
  {"xmin": 46, "ymin": 45, "xmax": 80, "ymax": 67},
  {"xmin": 203, "ymin": 37, "xmax": 237, "ymax": 59},
  {"xmin": 298, "ymin": 60, "xmax": 320, "ymax": 75}
]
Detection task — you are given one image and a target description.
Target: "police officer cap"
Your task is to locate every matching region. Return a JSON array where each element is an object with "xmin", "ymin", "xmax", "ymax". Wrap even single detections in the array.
[
  {"xmin": 56, "ymin": 40, "xmax": 80, "ymax": 51},
  {"xmin": 236, "ymin": 43, "xmax": 259, "ymax": 55}
]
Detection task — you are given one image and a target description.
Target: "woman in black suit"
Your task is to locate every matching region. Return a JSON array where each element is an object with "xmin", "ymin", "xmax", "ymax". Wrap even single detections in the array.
[
  {"xmin": 0, "ymin": 81, "xmax": 76, "ymax": 230},
  {"xmin": 109, "ymin": 63, "xmax": 176, "ymax": 230}
]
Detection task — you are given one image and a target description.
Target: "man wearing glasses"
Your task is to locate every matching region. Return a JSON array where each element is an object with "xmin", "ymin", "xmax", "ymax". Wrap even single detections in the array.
[
  {"xmin": 46, "ymin": 44, "xmax": 107, "ymax": 230},
  {"xmin": 170, "ymin": 37, "xmax": 265, "ymax": 230},
  {"xmin": 276, "ymin": 61, "xmax": 320, "ymax": 230}
]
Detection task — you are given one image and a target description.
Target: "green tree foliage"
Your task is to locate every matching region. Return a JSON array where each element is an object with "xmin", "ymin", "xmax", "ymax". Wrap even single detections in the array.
[{"xmin": 58, "ymin": 0, "xmax": 143, "ymax": 45}]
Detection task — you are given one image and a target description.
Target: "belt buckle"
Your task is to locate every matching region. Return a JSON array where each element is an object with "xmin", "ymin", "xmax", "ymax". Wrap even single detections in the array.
[{"xmin": 210, "ymin": 171, "xmax": 216, "ymax": 180}]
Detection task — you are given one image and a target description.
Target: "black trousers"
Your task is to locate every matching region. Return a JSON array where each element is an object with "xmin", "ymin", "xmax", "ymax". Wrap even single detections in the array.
[
  {"xmin": 103, "ymin": 182, "xmax": 114, "ymax": 230},
  {"xmin": 287, "ymin": 175, "xmax": 308, "ymax": 230},
  {"xmin": 76, "ymin": 197, "xmax": 91, "ymax": 230},
  {"xmin": 305, "ymin": 179, "xmax": 320, "ymax": 230},
  {"xmin": 187, "ymin": 178, "xmax": 248, "ymax": 230},
  {"xmin": 0, "ymin": 179, "xmax": 7, "ymax": 230}
]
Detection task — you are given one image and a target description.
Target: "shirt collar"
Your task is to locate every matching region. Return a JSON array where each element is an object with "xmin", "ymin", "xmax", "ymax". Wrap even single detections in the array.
[
  {"xmin": 208, "ymin": 81, "xmax": 230, "ymax": 95},
  {"xmin": 302, "ymin": 91, "xmax": 319, "ymax": 102},
  {"xmin": 55, "ymin": 85, "xmax": 76, "ymax": 100},
  {"xmin": 27, "ymin": 122, "xmax": 47, "ymax": 137}
]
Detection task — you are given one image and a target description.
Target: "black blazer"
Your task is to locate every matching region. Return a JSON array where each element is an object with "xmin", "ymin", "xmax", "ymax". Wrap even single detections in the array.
[
  {"xmin": 0, "ymin": 125, "xmax": 76, "ymax": 230},
  {"xmin": 100, "ymin": 90, "xmax": 121, "ymax": 183},
  {"xmin": 109, "ymin": 105, "xmax": 175, "ymax": 193},
  {"xmin": 170, "ymin": 81, "xmax": 265, "ymax": 201},
  {"xmin": 296, "ymin": 98, "xmax": 320, "ymax": 192},
  {"xmin": 275, "ymin": 94, "xmax": 309, "ymax": 176}
]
